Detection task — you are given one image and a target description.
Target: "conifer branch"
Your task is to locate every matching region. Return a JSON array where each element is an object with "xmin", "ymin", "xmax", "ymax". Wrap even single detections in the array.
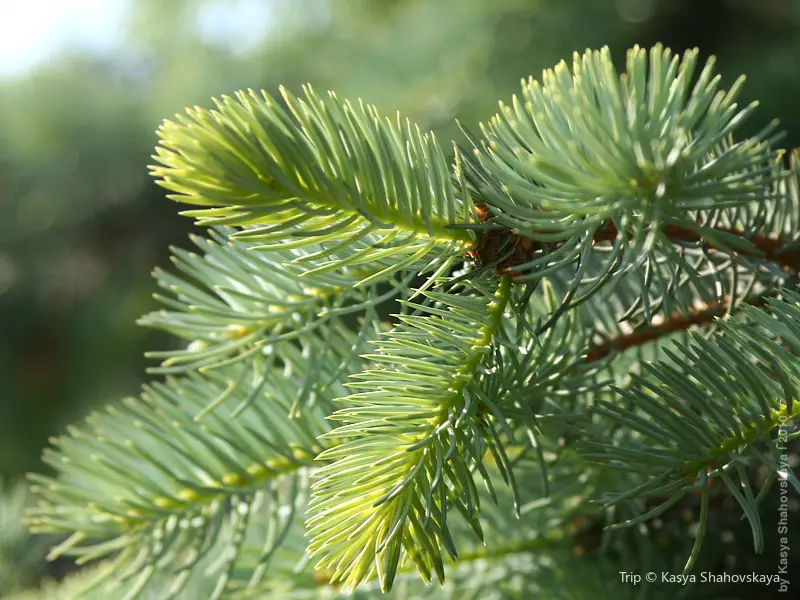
[
  {"xmin": 592, "ymin": 220, "xmax": 800, "ymax": 272},
  {"xmin": 25, "ymin": 366, "xmax": 336, "ymax": 598},
  {"xmin": 150, "ymin": 86, "xmax": 475, "ymax": 287},
  {"xmin": 21, "ymin": 43, "xmax": 800, "ymax": 600},
  {"xmin": 585, "ymin": 292, "xmax": 772, "ymax": 362},
  {"xmin": 306, "ymin": 278, "xmax": 514, "ymax": 592},
  {"xmin": 578, "ymin": 291, "xmax": 800, "ymax": 566},
  {"xmin": 456, "ymin": 43, "xmax": 786, "ymax": 336},
  {"xmin": 137, "ymin": 228, "xmax": 389, "ymax": 415}
]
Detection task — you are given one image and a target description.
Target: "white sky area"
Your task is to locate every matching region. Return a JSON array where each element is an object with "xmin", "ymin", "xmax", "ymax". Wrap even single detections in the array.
[
  {"xmin": 0, "ymin": 0, "xmax": 272, "ymax": 77},
  {"xmin": 0, "ymin": 0, "xmax": 130, "ymax": 76}
]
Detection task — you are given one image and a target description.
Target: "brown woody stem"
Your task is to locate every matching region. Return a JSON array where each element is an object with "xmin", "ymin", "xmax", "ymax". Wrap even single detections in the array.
[
  {"xmin": 585, "ymin": 294, "xmax": 773, "ymax": 362},
  {"xmin": 593, "ymin": 222, "xmax": 800, "ymax": 273}
]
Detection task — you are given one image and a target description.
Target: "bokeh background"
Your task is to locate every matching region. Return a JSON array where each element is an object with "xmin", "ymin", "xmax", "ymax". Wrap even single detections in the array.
[{"xmin": 1, "ymin": 0, "xmax": 799, "ymax": 593}]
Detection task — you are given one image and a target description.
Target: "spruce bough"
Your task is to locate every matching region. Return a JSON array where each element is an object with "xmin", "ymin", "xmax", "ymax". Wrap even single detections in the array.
[{"xmin": 24, "ymin": 44, "xmax": 799, "ymax": 599}]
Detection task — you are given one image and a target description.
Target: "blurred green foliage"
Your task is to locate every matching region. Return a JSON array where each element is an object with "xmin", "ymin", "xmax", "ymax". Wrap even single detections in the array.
[{"xmin": 2, "ymin": 0, "xmax": 799, "ymax": 484}]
